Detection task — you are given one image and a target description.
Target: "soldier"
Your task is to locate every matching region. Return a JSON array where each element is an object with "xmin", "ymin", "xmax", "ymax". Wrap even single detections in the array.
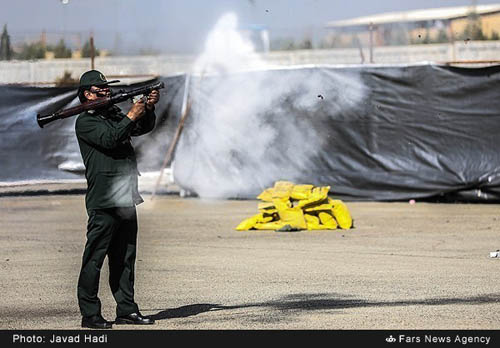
[{"xmin": 75, "ymin": 70, "xmax": 159, "ymax": 329}]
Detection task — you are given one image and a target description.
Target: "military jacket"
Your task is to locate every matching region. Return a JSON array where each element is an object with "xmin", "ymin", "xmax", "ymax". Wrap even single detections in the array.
[{"xmin": 75, "ymin": 105, "xmax": 156, "ymax": 210}]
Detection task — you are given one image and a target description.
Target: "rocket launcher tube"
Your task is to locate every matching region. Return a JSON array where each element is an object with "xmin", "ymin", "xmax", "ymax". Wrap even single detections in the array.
[{"xmin": 37, "ymin": 81, "xmax": 165, "ymax": 128}]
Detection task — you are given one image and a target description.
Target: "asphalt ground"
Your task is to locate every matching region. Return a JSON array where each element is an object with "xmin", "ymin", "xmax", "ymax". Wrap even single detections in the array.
[{"xmin": 1, "ymin": 189, "xmax": 500, "ymax": 330}]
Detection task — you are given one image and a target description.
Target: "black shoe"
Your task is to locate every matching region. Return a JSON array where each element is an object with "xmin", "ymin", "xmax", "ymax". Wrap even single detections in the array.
[
  {"xmin": 81, "ymin": 315, "xmax": 113, "ymax": 329},
  {"xmin": 115, "ymin": 312, "xmax": 155, "ymax": 325}
]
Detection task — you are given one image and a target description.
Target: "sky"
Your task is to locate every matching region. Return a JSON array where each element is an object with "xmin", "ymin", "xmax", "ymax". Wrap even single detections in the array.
[{"xmin": 2, "ymin": 0, "xmax": 500, "ymax": 54}]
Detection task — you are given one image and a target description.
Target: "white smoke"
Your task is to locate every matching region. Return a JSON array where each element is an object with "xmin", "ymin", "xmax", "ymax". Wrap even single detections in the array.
[
  {"xmin": 192, "ymin": 13, "xmax": 267, "ymax": 76},
  {"xmin": 173, "ymin": 12, "xmax": 367, "ymax": 199}
]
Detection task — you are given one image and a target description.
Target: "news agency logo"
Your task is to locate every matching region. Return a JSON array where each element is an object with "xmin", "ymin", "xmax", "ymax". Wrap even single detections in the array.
[{"xmin": 386, "ymin": 335, "xmax": 396, "ymax": 343}]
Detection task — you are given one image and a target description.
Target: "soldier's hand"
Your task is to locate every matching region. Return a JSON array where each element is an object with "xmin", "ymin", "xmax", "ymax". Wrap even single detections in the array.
[
  {"xmin": 146, "ymin": 89, "xmax": 160, "ymax": 110},
  {"xmin": 127, "ymin": 99, "xmax": 146, "ymax": 121}
]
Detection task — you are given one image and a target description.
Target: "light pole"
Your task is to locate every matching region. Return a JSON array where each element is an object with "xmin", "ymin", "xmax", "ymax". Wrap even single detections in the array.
[{"xmin": 60, "ymin": 0, "xmax": 70, "ymax": 43}]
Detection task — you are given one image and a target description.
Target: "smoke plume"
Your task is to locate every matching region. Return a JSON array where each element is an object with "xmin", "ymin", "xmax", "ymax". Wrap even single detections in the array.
[{"xmin": 173, "ymin": 12, "xmax": 367, "ymax": 199}]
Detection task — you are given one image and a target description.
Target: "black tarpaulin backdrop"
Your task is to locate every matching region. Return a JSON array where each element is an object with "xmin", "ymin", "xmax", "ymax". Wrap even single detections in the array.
[
  {"xmin": 1, "ymin": 64, "xmax": 499, "ymax": 201},
  {"xmin": 0, "ymin": 75, "xmax": 186, "ymax": 182}
]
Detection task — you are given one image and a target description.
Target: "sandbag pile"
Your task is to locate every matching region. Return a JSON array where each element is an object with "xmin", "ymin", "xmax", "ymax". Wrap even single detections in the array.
[{"xmin": 236, "ymin": 181, "xmax": 353, "ymax": 231}]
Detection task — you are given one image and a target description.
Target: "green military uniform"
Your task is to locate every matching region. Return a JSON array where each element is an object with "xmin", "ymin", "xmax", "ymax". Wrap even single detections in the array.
[{"xmin": 75, "ymin": 99, "xmax": 155, "ymax": 318}]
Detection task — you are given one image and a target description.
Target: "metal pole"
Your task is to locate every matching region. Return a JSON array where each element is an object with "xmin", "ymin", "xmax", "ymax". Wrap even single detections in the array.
[
  {"xmin": 448, "ymin": 21, "xmax": 456, "ymax": 61},
  {"xmin": 369, "ymin": 22, "xmax": 374, "ymax": 63},
  {"xmin": 151, "ymin": 75, "xmax": 191, "ymax": 200},
  {"xmin": 90, "ymin": 33, "xmax": 95, "ymax": 70}
]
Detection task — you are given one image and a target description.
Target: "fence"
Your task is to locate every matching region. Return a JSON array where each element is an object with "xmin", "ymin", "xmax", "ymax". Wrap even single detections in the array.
[{"xmin": 0, "ymin": 40, "xmax": 499, "ymax": 84}]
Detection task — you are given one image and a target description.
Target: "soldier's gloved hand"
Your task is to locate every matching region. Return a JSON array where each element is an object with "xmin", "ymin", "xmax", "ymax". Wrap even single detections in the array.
[
  {"xmin": 127, "ymin": 99, "xmax": 146, "ymax": 121},
  {"xmin": 146, "ymin": 89, "xmax": 160, "ymax": 111}
]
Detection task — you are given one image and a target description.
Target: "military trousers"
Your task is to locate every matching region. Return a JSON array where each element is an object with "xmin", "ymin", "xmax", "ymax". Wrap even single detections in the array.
[{"xmin": 77, "ymin": 206, "xmax": 140, "ymax": 318}]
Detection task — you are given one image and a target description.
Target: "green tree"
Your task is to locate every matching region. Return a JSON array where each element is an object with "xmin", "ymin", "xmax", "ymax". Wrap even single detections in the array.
[
  {"xmin": 435, "ymin": 28, "xmax": 449, "ymax": 43},
  {"xmin": 422, "ymin": 29, "xmax": 431, "ymax": 44},
  {"xmin": 298, "ymin": 37, "xmax": 313, "ymax": 50},
  {"xmin": 270, "ymin": 38, "xmax": 296, "ymax": 51},
  {"xmin": 17, "ymin": 42, "xmax": 46, "ymax": 60},
  {"xmin": 460, "ymin": 11, "xmax": 486, "ymax": 40},
  {"xmin": 52, "ymin": 39, "xmax": 72, "ymax": 58},
  {"xmin": 81, "ymin": 39, "xmax": 100, "ymax": 58},
  {"xmin": 490, "ymin": 30, "xmax": 500, "ymax": 40},
  {"xmin": 382, "ymin": 26, "xmax": 408, "ymax": 46},
  {"xmin": 0, "ymin": 24, "xmax": 13, "ymax": 60},
  {"xmin": 55, "ymin": 70, "xmax": 79, "ymax": 87}
]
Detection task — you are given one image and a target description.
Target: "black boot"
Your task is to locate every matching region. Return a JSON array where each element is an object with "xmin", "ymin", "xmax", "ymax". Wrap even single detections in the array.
[
  {"xmin": 115, "ymin": 312, "xmax": 155, "ymax": 325},
  {"xmin": 81, "ymin": 315, "xmax": 113, "ymax": 329}
]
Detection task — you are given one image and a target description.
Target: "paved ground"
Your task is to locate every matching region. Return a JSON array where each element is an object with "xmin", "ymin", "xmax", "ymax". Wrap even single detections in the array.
[{"xmin": 1, "ymin": 188, "xmax": 499, "ymax": 330}]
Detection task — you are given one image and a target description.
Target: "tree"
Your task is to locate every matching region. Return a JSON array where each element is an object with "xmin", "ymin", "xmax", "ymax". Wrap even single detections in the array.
[
  {"xmin": 52, "ymin": 39, "xmax": 72, "ymax": 58},
  {"xmin": 422, "ymin": 29, "xmax": 431, "ymax": 44},
  {"xmin": 55, "ymin": 70, "xmax": 79, "ymax": 87},
  {"xmin": 435, "ymin": 29, "xmax": 449, "ymax": 43},
  {"xmin": 17, "ymin": 42, "xmax": 46, "ymax": 60},
  {"xmin": 0, "ymin": 24, "xmax": 13, "ymax": 60},
  {"xmin": 270, "ymin": 38, "xmax": 296, "ymax": 51},
  {"xmin": 460, "ymin": 11, "xmax": 486, "ymax": 40},
  {"xmin": 298, "ymin": 37, "xmax": 313, "ymax": 50},
  {"xmin": 81, "ymin": 39, "xmax": 99, "ymax": 58}
]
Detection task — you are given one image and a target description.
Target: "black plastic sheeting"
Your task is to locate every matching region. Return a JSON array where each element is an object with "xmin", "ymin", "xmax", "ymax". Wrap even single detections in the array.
[
  {"xmin": 1, "ymin": 64, "xmax": 500, "ymax": 201},
  {"xmin": 0, "ymin": 75, "xmax": 186, "ymax": 181}
]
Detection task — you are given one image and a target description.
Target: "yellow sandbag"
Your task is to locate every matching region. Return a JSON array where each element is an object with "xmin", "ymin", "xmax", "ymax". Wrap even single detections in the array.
[
  {"xmin": 256, "ymin": 181, "xmax": 294, "ymax": 201},
  {"xmin": 297, "ymin": 186, "xmax": 330, "ymax": 209},
  {"xmin": 304, "ymin": 213, "xmax": 321, "ymax": 230},
  {"xmin": 274, "ymin": 181, "xmax": 294, "ymax": 189},
  {"xmin": 271, "ymin": 181, "xmax": 294, "ymax": 200},
  {"xmin": 254, "ymin": 221, "xmax": 286, "ymax": 230},
  {"xmin": 237, "ymin": 181, "xmax": 352, "ymax": 232},
  {"xmin": 258, "ymin": 202, "xmax": 278, "ymax": 215},
  {"xmin": 273, "ymin": 198, "xmax": 307, "ymax": 230},
  {"xmin": 257, "ymin": 188, "xmax": 274, "ymax": 202},
  {"xmin": 318, "ymin": 211, "xmax": 338, "ymax": 229},
  {"xmin": 290, "ymin": 184, "xmax": 314, "ymax": 200},
  {"xmin": 330, "ymin": 199, "xmax": 353, "ymax": 229},
  {"xmin": 235, "ymin": 213, "xmax": 273, "ymax": 231},
  {"xmin": 258, "ymin": 202, "xmax": 275, "ymax": 210},
  {"xmin": 260, "ymin": 215, "xmax": 274, "ymax": 223},
  {"xmin": 272, "ymin": 196, "xmax": 292, "ymax": 208},
  {"xmin": 236, "ymin": 214, "xmax": 260, "ymax": 231},
  {"xmin": 304, "ymin": 203, "xmax": 333, "ymax": 212}
]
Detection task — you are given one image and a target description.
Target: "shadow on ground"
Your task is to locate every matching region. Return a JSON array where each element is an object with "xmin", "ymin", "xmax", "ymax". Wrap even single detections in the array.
[{"xmin": 149, "ymin": 292, "xmax": 500, "ymax": 320}]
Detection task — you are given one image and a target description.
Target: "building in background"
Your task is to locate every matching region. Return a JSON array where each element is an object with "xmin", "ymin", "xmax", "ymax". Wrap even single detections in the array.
[{"xmin": 324, "ymin": 3, "xmax": 500, "ymax": 48}]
